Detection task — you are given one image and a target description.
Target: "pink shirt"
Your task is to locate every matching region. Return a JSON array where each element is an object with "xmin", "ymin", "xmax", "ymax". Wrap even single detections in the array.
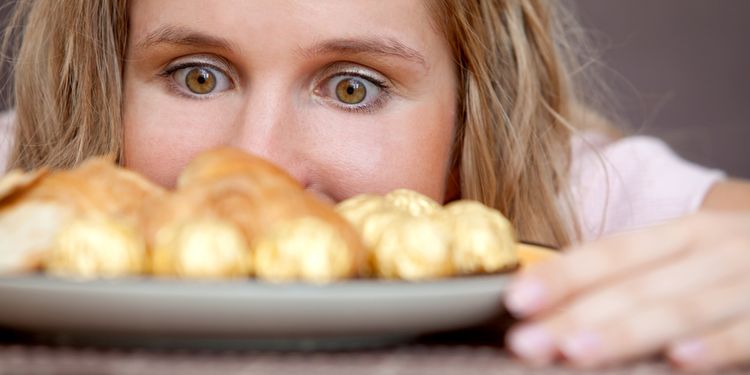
[
  {"xmin": 569, "ymin": 132, "xmax": 725, "ymax": 240},
  {"xmin": 0, "ymin": 112, "xmax": 724, "ymax": 241}
]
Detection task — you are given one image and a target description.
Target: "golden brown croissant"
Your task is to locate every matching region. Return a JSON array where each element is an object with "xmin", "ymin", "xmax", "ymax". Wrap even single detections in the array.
[
  {"xmin": 177, "ymin": 147, "xmax": 300, "ymax": 191},
  {"xmin": 151, "ymin": 216, "xmax": 252, "ymax": 279},
  {"xmin": 47, "ymin": 216, "xmax": 147, "ymax": 278},
  {"xmin": 1, "ymin": 148, "xmax": 524, "ymax": 282},
  {"xmin": 0, "ymin": 168, "xmax": 60, "ymax": 272},
  {"xmin": 0, "ymin": 157, "xmax": 164, "ymax": 275},
  {"xmin": 146, "ymin": 147, "xmax": 367, "ymax": 282}
]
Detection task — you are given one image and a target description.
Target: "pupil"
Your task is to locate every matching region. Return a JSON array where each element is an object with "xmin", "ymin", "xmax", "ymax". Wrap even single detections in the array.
[
  {"xmin": 335, "ymin": 78, "xmax": 366, "ymax": 104},
  {"xmin": 185, "ymin": 68, "xmax": 217, "ymax": 94}
]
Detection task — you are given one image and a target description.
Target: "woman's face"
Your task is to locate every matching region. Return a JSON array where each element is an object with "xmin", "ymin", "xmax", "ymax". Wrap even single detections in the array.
[{"xmin": 123, "ymin": 0, "xmax": 457, "ymax": 204}]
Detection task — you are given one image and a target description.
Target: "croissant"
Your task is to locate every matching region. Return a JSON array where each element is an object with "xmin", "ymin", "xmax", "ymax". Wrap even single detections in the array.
[
  {"xmin": 47, "ymin": 216, "xmax": 146, "ymax": 278},
  {"xmin": 0, "ymin": 168, "xmax": 58, "ymax": 272},
  {"xmin": 1, "ymin": 149, "xmax": 529, "ymax": 282},
  {"xmin": 177, "ymin": 147, "xmax": 300, "ymax": 191},
  {"xmin": 146, "ymin": 147, "xmax": 367, "ymax": 282},
  {"xmin": 151, "ymin": 216, "xmax": 252, "ymax": 279},
  {"xmin": 0, "ymin": 157, "xmax": 164, "ymax": 275}
]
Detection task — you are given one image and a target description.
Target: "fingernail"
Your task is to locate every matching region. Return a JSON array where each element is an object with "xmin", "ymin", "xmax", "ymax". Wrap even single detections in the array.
[
  {"xmin": 561, "ymin": 330, "xmax": 602, "ymax": 366},
  {"xmin": 668, "ymin": 340, "xmax": 705, "ymax": 368},
  {"xmin": 506, "ymin": 278, "xmax": 547, "ymax": 317},
  {"xmin": 507, "ymin": 325, "xmax": 555, "ymax": 364}
]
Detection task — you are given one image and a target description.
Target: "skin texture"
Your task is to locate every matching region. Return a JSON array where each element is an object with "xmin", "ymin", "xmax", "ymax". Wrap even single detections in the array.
[
  {"xmin": 122, "ymin": 0, "xmax": 457, "ymax": 204},
  {"xmin": 119, "ymin": 0, "xmax": 750, "ymax": 371},
  {"xmin": 505, "ymin": 181, "xmax": 750, "ymax": 371}
]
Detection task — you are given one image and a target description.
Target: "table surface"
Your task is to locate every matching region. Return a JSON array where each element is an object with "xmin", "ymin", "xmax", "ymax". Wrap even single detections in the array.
[{"xmin": 2, "ymin": 328, "xmax": 749, "ymax": 375}]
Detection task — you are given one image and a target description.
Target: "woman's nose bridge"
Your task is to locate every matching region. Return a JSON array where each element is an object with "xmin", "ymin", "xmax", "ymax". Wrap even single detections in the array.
[
  {"xmin": 230, "ymin": 87, "xmax": 294, "ymax": 158},
  {"xmin": 228, "ymin": 86, "xmax": 309, "ymax": 185}
]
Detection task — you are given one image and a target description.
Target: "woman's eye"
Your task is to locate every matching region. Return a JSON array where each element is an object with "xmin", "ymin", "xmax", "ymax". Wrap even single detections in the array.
[
  {"xmin": 324, "ymin": 75, "xmax": 382, "ymax": 107},
  {"xmin": 171, "ymin": 65, "xmax": 232, "ymax": 95}
]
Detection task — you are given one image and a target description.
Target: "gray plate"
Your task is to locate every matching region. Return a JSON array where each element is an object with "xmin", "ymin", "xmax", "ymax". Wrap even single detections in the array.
[{"xmin": 0, "ymin": 275, "xmax": 509, "ymax": 348}]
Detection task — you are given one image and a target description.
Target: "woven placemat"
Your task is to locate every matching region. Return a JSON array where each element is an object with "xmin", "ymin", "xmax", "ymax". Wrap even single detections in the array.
[
  {"xmin": 2, "ymin": 324, "xmax": 749, "ymax": 375},
  {"xmin": 2, "ymin": 343, "xmax": 750, "ymax": 375}
]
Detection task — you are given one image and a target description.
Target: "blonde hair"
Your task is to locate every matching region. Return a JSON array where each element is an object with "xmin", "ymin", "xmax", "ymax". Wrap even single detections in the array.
[
  {"xmin": 3, "ymin": 0, "xmax": 127, "ymax": 169},
  {"xmin": 428, "ymin": 0, "xmax": 614, "ymax": 246},
  {"xmin": 4, "ymin": 0, "xmax": 612, "ymax": 247}
]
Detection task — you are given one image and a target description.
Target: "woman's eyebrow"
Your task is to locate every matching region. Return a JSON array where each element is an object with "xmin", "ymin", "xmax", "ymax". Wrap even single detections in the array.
[
  {"xmin": 134, "ymin": 27, "xmax": 428, "ymax": 70},
  {"xmin": 134, "ymin": 25, "xmax": 237, "ymax": 52},
  {"xmin": 299, "ymin": 38, "xmax": 428, "ymax": 70}
]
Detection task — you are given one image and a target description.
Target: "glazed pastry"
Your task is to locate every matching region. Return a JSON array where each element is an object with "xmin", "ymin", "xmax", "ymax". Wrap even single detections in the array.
[
  {"xmin": 254, "ymin": 216, "xmax": 356, "ymax": 283},
  {"xmin": 46, "ymin": 216, "xmax": 146, "ymax": 278},
  {"xmin": 0, "ymin": 168, "xmax": 48, "ymax": 199},
  {"xmin": 355, "ymin": 207, "xmax": 406, "ymax": 276},
  {"xmin": 445, "ymin": 200, "xmax": 518, "ymax": 273},
  {"xmin": 373, "ymin": 214, "xmax": 453, "ymax": 280},
  {"xmin": 147, "ymin": 147, "xmax": 366, "ymax": 281},
  {"xmin": 337, "ymin": 191, "xmax": 453, "ymax": 280},
  {"xmin": 151, "ymin": 217, "xmax": 251, "ymax": 279},
  {"xmin": 384, "ymin": 189, "xmax": 441, "ymax": 217},
  {"xmin": 0, "ymin": 168, "xmax": 62, "ymax": 272},
  {"xmin": 337, "ymin": 190, "xmax": 519, "ymax": 279},
  {"xmin": 0, "ymin": 158, "xmax": 164, "ymax": 274},
  {"xmin": 177, "ymin": 147, "xmax": 300, "ymax": 191},
  {"xmin": 23, "ymin": 157, "xmax": 166, "ymax": 223},
  {"xmin": 335, "ymin": 194, "xmax": 387, "ymax": 230}
]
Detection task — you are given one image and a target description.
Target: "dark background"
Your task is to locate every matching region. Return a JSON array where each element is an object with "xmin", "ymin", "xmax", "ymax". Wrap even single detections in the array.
[
  {"xmin": 1, "ymin": 0, "xmax": 748, "ymax": 177},
  {"xmin": 569, "ymin": 0, "xmax": 749, "ymax": 178}
]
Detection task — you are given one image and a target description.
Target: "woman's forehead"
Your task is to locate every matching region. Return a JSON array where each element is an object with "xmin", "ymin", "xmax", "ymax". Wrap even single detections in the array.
[{"xmin": 127, "ymin": 0, "xmax": 445, "ymax": 69}]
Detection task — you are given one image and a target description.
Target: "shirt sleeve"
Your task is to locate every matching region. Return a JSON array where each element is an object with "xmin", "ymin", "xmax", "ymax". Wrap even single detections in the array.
[{"xmin": 568, "ymin": 133, "xmax": 726, "ymax": 241}]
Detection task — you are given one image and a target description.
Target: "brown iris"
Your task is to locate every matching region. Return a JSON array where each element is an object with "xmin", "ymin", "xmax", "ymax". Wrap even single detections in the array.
[
  {"xmin": 185, "ymin": 68, "xmax": 217, "ymax": 94},
  {"xmin": 335, "ymin": 78, "xmax": 366, "ymax": 104}
]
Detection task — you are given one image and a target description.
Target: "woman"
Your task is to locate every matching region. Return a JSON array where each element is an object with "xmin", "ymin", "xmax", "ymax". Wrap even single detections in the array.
[{"xmin": 2, "ymin": 0, "xmax": 749, "ymax": 370}]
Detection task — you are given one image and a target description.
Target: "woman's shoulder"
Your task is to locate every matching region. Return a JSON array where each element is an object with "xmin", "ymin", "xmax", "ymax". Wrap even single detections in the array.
[
  {"xmin": 569, "ymin": 132, "xmax": 725, "ymax": 241},
  {"xmin": 0, "ymin": 109, "xmax": 15, "ymax": 172}
]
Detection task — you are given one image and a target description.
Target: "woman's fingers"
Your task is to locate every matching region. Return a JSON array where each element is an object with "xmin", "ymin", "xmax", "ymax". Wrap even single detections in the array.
[
  {"xmin": 506, "ymin": 218, "xmax": 696, "ymax": 317},
  {"xmin": 508, "ymin": 269, "xmax": 750, "ymax": 368},
  {"xmin": 558, "ymin": 276, "xmax": 750, "ymax": 368},
  {"xmin": 553, "ymin": 238, "xmax": 749, "ymax": 329},
  {"xmin": 508, "ymin": 241, "xmax": 736, "ymax": 364},
  {"xmin": 507, "ymin": 264, "xmax": 750, "ymax": 367},
  {"xmin": 668, "ymin": 315, "xmax": 750, "ymax": 372},
  {"xmin": 505, "ymin": 212, "xmax": 750, "ymax": 367},
  {"xmin": 506, "ymin": 213, "xmax": 750, "ymax": 318}
]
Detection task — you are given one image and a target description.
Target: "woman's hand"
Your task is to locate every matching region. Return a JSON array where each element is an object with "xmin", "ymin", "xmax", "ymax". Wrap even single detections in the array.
[{"xmin": 505, "ymin": 212, "xmax": 750, "ymax": 372}]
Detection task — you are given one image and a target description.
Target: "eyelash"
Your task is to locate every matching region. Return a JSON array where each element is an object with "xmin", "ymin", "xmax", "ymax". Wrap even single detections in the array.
[
  {"xmin": 158, "ymin": 62, "xmax": 233, "ymax": 100},
  {"xmin": 158, "ymin": 59, "xmax": 393, "ymax": 113},
  {"xmin": 321, "ymin": 71, "xmax": 391, "ymax": 114}
]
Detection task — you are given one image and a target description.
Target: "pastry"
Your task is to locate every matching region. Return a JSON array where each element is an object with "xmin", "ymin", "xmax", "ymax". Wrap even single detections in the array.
[
  {"xmin": 254, "ymin": 216, "xmax": 355, "ymax": 283},
  {"xmin": 0, "ymin": 157, "xmax": 164, "ymax": 274},
  {"xmin": 46, "ymin": 216, "xmax": 146, "ymax": 278},
  {"xmin": 384, "ymin": 189, "xmax": 441, "ymax": 217},
  {"xmin": 445, "ymin": 200, "xmax": 518, "ymax": 273},
  {"xmin": 151, "ymin": 217, "xmax": 251, "ymax": 279},
  {"xmin": 373, "ymin": 214, "xmax": 453, "ymax": 280},
  {"xmin": 146, "ymin": 147, "xmax": 366, "ymax": 281},
  {"xmin": 1, "ymin": 148, "xmax": 524, "ymax": 282},
  {"xmin": 337, "ymin": 190, "xmax": 519, "ymax": 279}
]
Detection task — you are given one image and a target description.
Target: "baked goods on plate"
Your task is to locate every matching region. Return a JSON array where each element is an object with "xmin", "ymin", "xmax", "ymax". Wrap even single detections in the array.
[{"xmin": 0, "ymin": 147, "xmax": 556, "ymax": 282}]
